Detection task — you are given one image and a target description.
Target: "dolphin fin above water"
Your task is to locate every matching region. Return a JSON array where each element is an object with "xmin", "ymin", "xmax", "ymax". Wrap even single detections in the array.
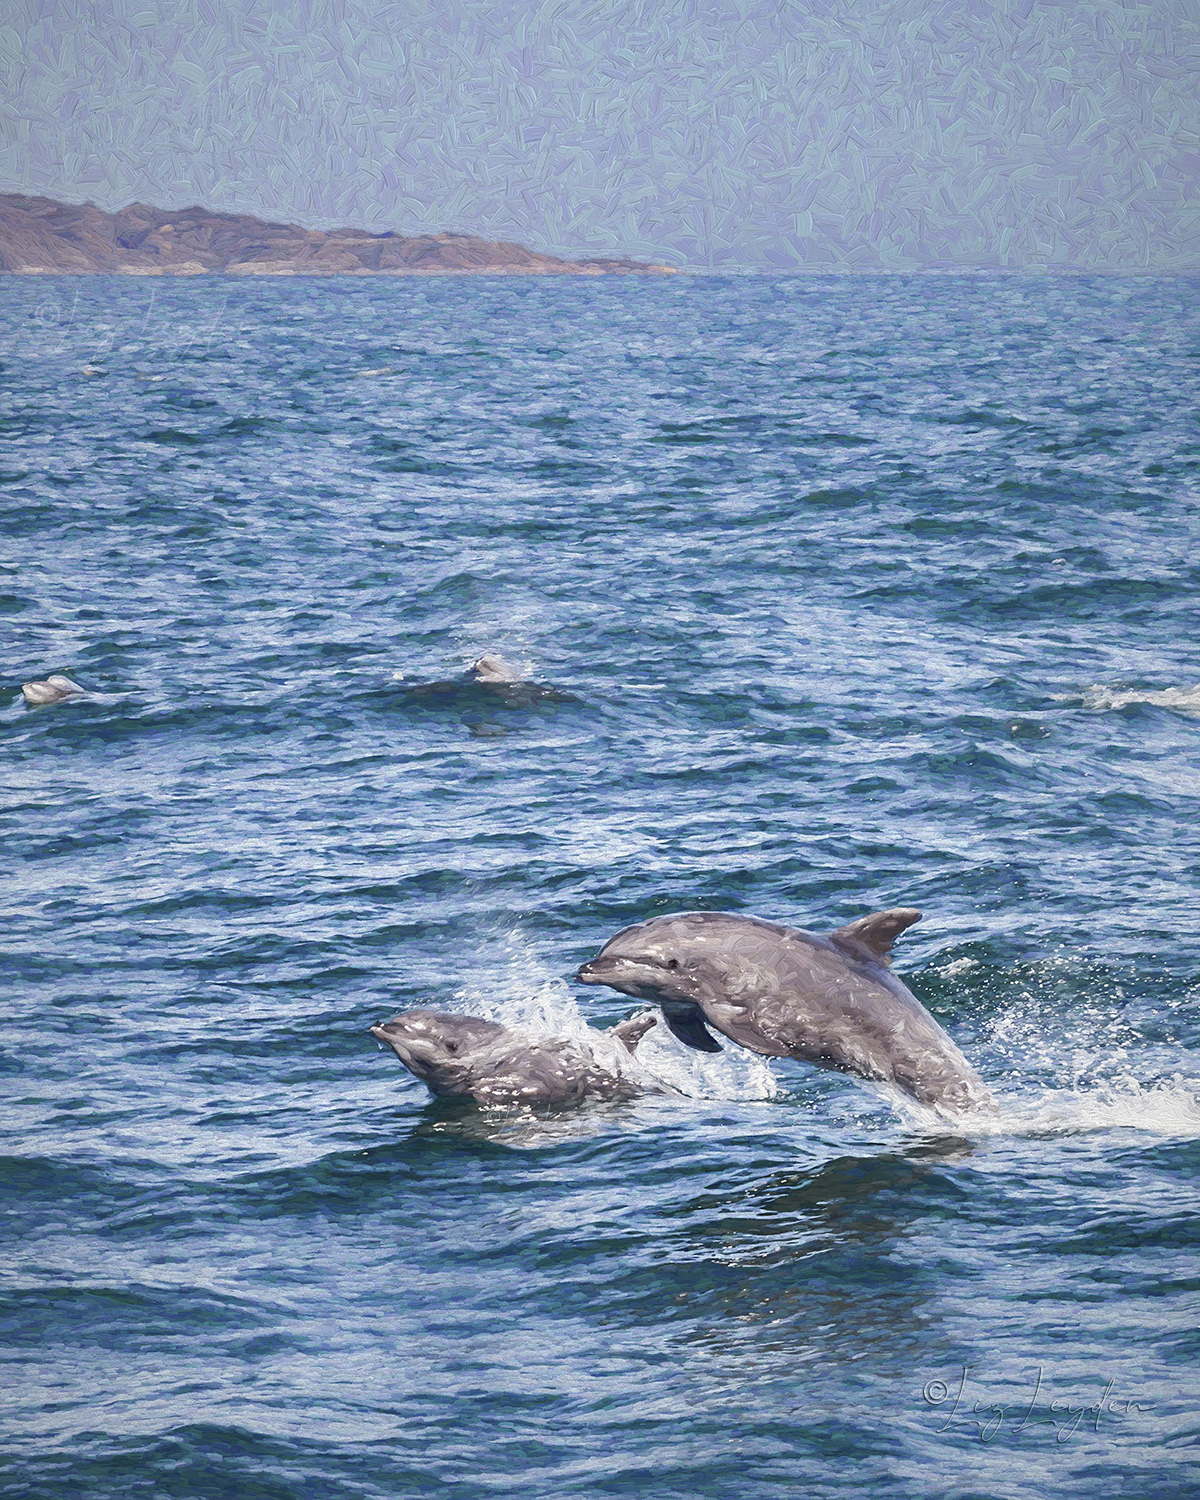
[
  {"xmin": 608, "ymin": 1011, "xmax": 659, "ymax": 1051},
  {"xmin": 828, "ymin": 907, "xmax": 921, "ymax": 966}
]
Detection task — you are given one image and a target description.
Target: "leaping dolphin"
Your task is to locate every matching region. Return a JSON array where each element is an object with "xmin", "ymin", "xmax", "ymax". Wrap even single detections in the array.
[{"xmin": 576, "ymin": 908, "xmax": 993, "ymax": 1116}]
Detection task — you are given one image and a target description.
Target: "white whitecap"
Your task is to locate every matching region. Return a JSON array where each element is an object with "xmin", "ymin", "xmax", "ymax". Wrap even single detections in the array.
[{"xmin": 1080, "ymin": 683, "xmax": 1200, "ymax": 713}]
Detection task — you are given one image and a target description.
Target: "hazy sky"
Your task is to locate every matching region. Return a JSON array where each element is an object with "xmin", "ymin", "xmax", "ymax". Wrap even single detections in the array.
[{"xmin": 3, "ymin": 0, "xmax": 1198, "ymax": 270}]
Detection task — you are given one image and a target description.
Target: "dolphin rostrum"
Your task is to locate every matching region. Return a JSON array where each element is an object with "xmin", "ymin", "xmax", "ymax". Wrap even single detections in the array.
[{"xmin": 576, "ymin": 908, "xmax": 992, "ymax": 1116}]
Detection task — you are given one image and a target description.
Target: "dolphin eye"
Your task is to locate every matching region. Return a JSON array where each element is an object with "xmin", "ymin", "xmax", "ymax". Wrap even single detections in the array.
[
  {"xmin": 445, "ymin": 1041, "xmax": 458, "ymax": 1053},
  {"xmin": 666, "ymin": 959, "xmax": 679, "ymax": 970}
]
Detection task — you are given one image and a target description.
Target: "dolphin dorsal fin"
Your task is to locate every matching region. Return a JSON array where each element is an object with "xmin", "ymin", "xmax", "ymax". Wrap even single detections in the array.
[
  {"xmin": 610, "ymin": 1012, "xmax": 657, "ymax": 1053},
  {"xmin": 828, "ymin": 908, "xmax": 921, "ymax": 966}
]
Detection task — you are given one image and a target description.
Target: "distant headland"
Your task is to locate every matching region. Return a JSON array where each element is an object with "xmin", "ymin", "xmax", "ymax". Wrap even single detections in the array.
[{"xmin": 0, "ymin": 194, "xmax": 679, "ymax": 278}]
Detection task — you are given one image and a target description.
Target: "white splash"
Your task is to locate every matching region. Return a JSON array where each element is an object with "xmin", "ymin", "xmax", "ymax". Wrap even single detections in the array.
[
  {"xmin": 885, "ymin": 1074, "xmax": 1200, "ymax": 1139},
  {"xmin": 1001, "ymin": 1075, "xmax": 1200, "ymax": 1136},
  {"xmin": 1080, "ymin": 683, "xmax": 1200, "ymax": 713}
]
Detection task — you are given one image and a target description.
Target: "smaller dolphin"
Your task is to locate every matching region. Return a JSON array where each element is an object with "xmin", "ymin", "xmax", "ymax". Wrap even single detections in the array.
[
  {"xmin": 370, "ymin": 1008, "xmax": 665, "ymax": 1107},
  {"xmin": 21, "ymin": 675, "xmax": 86, "ymax": 706},
  {"xmin": 577, "ymin": 908, "xmax": 993, "ymax": 1116}
]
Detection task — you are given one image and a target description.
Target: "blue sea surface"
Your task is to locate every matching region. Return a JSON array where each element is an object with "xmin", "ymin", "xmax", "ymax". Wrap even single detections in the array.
[{"xmin": 1, "ymin": 272, "xmax": 1198, "ymax": 1499}]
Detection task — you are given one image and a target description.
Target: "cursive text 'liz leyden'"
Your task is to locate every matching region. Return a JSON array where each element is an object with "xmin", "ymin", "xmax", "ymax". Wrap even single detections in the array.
[{"xmin": 921, "ymin": 1366, "xmax": 1151, "ymax": 1442}]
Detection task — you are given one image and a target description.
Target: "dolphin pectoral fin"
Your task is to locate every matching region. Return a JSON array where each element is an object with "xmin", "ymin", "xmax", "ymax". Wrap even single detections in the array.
[
  {"xmin": 829, "ymin": 907, "xmax": 921, "ymax": 966},
  {"xmin": 661, "ymin": 1005, "xmax": 724, "ymax": 1053}
]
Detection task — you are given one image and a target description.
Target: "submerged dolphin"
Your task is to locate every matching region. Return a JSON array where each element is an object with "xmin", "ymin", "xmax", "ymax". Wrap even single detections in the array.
[
  {"xmin": 576, "ymin": 908, "xmax": 993, "ymax": 1116},
  {"xmin": 370, "ymin": 1008, "xmax": 666, "ymax": 1107},
  {"xmin": 396, "ymin": 655, "xmax": 577, "ymax": 705},
  {"xmin": 21, "ymin": 675, "xmax": 86, "ymax": 706}
]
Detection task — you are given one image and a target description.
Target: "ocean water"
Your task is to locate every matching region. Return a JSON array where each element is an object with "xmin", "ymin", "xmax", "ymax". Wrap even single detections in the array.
[{"xmin": 1, "ymin": 272, "xmax": 1198, "ymax": 1500}]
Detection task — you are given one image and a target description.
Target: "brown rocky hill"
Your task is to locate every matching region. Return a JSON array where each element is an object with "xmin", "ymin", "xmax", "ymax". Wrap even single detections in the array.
[{"xmin": 0, "ymin": 194, "xmax": 678, "ymax": 277}]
